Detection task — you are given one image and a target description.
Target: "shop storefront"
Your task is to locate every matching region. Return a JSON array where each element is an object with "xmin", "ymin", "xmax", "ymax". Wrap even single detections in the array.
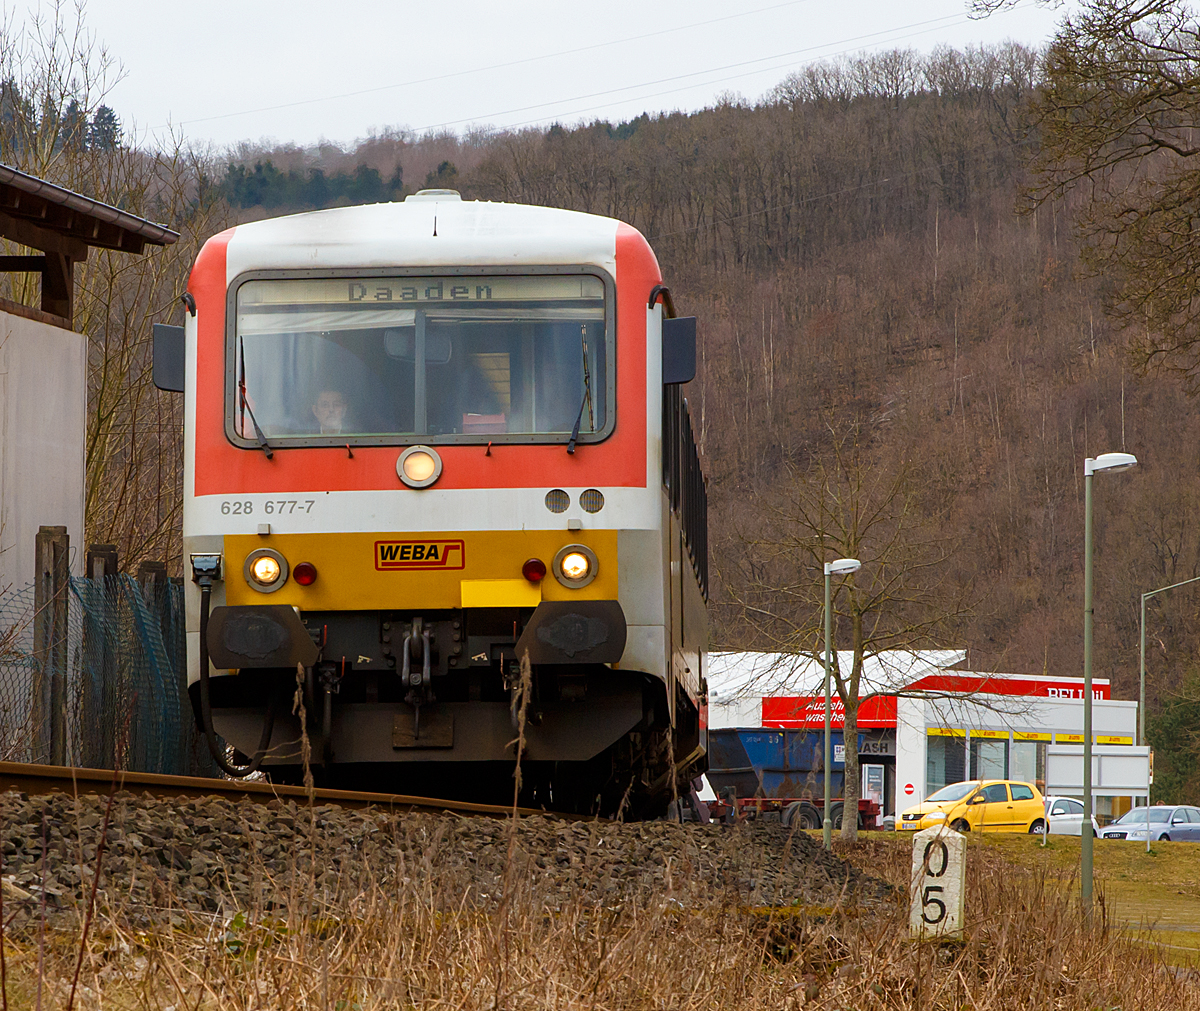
[
  {"xmin": 895, "ymin": 691, "xmax": 1137, "ymax": 821},
  {"xmin": 708, "ymin": 651, "xmax": 1138, "ymax": 819}
]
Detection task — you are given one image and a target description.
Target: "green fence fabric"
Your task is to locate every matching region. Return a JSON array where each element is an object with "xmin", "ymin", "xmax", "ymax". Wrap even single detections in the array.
[{"xmin": 0, "ymin": 575, "xmax": 218, "ymax": 776}]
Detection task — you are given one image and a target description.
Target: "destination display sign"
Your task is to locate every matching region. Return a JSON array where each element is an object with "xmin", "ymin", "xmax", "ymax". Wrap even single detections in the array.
[{"xmin": 238, "ymin": 275, "xmax": 604, "ymax": 306}]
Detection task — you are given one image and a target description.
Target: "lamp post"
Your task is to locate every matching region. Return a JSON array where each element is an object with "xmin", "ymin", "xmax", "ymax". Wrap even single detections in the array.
[
  {"xmin": 1139, "ymin": 575, "xmax": 1200, "ymax": 753},
  {"xmin": 824, "ymin": 557, "xmax": 861, "ymax": 850},
  {"xmin": 1082, "ymin": 452, "xmax": 1137, "ymax": 917}
]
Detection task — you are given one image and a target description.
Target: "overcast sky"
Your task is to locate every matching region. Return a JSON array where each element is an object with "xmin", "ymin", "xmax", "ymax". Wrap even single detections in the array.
[{"xmin": 17, "ymin": 0, "xmax": 1067, "ymax": 152}]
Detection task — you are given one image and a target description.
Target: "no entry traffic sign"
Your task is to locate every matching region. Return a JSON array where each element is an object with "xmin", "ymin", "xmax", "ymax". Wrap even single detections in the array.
[{"xmin": 904, "ymin": 783, "xmax": 915, "ymax": 796}]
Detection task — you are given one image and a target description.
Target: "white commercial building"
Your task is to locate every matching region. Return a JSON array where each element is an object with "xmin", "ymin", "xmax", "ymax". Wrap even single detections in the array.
[{"xmin": 707, "ymin": 649, "xmax": 1138, "ymax": 820}]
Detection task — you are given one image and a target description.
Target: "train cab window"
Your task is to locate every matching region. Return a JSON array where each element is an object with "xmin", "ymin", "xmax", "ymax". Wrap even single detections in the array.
[{"xmin": 229, "ymin": 273, "xmax": 612, "ymax": 446}]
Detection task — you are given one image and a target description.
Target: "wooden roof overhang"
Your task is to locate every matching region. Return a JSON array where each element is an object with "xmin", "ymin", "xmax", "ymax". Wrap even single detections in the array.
[{"xmin": 0, "ymin": 162, "xmax": 180, "ymax": 328}]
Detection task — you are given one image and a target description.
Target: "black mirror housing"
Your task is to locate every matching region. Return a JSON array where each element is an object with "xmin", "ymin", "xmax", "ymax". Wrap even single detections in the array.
[
  {"xmin": 662, "ymin": 316, "xmax": 696, "ymax": 385},
  {"xmin": 153, "ymin": 323, "xmax": 185, "ymax": 392}
]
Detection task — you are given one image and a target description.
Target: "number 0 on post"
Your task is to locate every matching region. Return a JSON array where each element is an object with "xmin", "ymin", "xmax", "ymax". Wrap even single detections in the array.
[{"xmin": 909, "ymin": 826, "xmax": 965, "ymax": 940}]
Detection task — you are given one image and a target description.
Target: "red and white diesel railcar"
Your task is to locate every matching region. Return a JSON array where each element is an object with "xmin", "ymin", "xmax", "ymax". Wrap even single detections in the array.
[{"xmin": 157, "ymin": 190, "xmax": 708, "ymax": 815}]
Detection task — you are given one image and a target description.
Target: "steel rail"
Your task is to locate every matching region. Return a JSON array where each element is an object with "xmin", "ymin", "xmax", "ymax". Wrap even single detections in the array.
[{"xmin": 0, "ymin": 761, "xmax": 558, "ymax": 819}]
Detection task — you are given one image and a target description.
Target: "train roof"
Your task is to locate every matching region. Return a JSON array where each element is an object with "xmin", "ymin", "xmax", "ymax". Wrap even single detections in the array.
[{"xmin": 219, "ymin": 191, "xmax": 647, "ymax": 281}]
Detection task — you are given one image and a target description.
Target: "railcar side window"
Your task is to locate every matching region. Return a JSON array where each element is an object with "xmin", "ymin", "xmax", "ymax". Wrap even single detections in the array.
[{"xmin": 230, "ymin": 274, "xmax": 610, "ymax": 444}]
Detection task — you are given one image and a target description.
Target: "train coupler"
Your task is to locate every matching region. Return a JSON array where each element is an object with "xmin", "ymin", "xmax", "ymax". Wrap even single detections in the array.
[
  {"xmin": 402, "ymin": 621, "xmax": 437, "ymax": 741},
  {"xmin": 401, "ymin": 617, "xmax": 433, "ymax": 689}
]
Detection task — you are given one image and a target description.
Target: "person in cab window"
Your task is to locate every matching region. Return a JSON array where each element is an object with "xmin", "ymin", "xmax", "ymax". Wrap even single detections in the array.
[{"xmin": 311, "ymin": 388, "xmax": 350, "ymax": 435}]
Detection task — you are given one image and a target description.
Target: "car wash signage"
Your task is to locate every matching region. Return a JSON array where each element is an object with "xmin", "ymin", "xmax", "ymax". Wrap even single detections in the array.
[{"xmin": 762, "ymin": 673, "xmax": 1111, "ymax": 730}]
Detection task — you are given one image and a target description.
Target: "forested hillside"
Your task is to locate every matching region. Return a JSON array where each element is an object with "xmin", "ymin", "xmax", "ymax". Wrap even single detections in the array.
[
  {"xmin": 5, "ymin": 38, "xmax": 1200, "ymax": 796},
  {"xmin": 215, "ymin": 44, "xmax": 1200, "ymax": 798}
]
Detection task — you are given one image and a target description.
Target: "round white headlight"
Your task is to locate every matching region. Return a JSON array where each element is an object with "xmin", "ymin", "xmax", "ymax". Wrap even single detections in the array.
[
  {"xmin": 244, "ymin": 548, "xmax": 288, "ymax": 592},
  {"xmin": 250, "ymin": 555, "xmax": 281, "ymax": 584},
  {"xmin": 553, "ymin": 543, "xmax": 598, "ymax": 588},
  {"xmin": 561, "ymin": 552, "xmax": 590, "ymax": 580},
  {"xmin": 397, "ymin": 446, "xmax": 442, "ymax": 488}
]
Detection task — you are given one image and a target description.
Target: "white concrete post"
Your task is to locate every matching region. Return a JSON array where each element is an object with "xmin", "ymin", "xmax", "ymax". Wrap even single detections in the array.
[{"xmin": 909, "ymin": 826, "xmax": 965, "ymax": 940}]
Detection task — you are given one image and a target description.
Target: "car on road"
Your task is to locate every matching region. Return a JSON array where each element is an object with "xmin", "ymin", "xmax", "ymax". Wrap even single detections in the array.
[
  {"xmin": 1043, "ymin": 795, "xmax": 1102, "ymax": 836},
  {"xmin": 899, "ymin": 779, "xmax": 1046, "ymax": 834},
  {"xmin": 1101, "ymin": 804, "xmax": 1200, "ymax": 841}
]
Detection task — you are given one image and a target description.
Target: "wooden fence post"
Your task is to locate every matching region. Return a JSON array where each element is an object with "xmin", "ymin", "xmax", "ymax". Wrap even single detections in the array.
[
  {"xmin": 137, "ymin": 558, "xmax": 171, "ymax": 657},
  {"xmin": 136, "ymin": 560, "xmax": 167, "ymax": 600},
  {"xmin": 87, "ymin": 544, "xmax": 118, "ymax": 581},
  {"xmin": 32, "ymin": 525, "xmax": 69, "ymax": 765},
  {"xmin": 84, "ymin": 544, "xmax": 118, "ymax": 768}
]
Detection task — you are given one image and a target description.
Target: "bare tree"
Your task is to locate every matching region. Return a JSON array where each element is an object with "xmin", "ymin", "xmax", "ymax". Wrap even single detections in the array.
[
  {"xmin": 981, "ymin": 1, "xmax": 1200, "ymax": 388},
  {"xmin": 0, "ymin": 0, "xmax": 236, "ymax": 574},
  {"xmin": 723, "ymin": 424, "xmax": 972, "ymax": 839}
]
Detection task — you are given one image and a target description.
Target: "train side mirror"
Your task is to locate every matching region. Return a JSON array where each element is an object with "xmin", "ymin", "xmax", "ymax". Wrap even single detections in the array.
[
  {"xmin": 662, "ymin": 316, "xmax": 696, "ymax": 385},
  {"xmin": 153, "ymin": 323, "xmax": 185, "ymax": 392}
]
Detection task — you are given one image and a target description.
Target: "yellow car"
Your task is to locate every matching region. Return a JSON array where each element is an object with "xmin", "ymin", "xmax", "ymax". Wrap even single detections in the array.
[{"xmin": 899, "ymin": 780, "xmax": 1047, "ymax": 834}]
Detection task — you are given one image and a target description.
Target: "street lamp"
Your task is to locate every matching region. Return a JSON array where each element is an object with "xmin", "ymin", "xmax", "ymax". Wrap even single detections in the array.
[
  {"xmin": 1140, "ymin": 575, "xmax": 1200, "ymax": 753},
  {"xmin": 824, "ymin": 557, "xmax": 861, "ymax": 850},
  {"xmin": 1082, "ymin": 452, "xmax": 1137, "ymax": 917}
]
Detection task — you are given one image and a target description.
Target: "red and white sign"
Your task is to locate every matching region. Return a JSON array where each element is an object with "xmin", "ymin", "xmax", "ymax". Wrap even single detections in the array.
[
  {"xmin": 761, "ymin": 672, "xmax": 1109, "ymax": 730},
  {"xmin": 904, "ymin": 783, "xmax": 915, "ymax": 796}
]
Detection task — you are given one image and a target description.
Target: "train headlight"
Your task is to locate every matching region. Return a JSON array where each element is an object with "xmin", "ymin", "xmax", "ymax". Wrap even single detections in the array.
[
  {"xmin": 561, "ymin": 552, "xmax": 589, "ymax": 579},
  {"xmin": 553, "ymin": 544, "xmax": 598, "ymax": 588},
  {"xmin": 251, "ymin": 556, "xmax": 281, "ymax": 583},
  {"xmin": 397, "ymin": 446, "xmax": 442, "ymax": 488},
  {"xmin": 244, "ymin": 548, "xmax": 289, "ymax": 592}
]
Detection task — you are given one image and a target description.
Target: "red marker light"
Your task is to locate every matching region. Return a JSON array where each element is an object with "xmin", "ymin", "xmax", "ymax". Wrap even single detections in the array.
[
  {"xmin": 293, "ymin": 562, "xmax": 318, "ymax": 586},
  {"xmin": 522, "ymin": 557, "xmax": 547, "ymax": 582}
]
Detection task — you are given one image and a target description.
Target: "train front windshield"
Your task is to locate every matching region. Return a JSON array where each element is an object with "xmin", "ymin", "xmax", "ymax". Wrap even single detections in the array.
[{"xmin": 231, "ymin": 274, "xmax": 610, "ymax": 444}]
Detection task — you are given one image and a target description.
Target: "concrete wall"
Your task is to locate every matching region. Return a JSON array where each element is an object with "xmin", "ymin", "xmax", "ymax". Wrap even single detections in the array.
[{"xmin": 0, "ymin": 309, "xmax": 86, "ymax": 591}]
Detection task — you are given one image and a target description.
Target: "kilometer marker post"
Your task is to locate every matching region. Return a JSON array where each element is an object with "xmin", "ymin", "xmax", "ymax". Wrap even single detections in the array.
[{"xmin": 910, "ymin": 825, "xmax": 964, "ymax": 940}]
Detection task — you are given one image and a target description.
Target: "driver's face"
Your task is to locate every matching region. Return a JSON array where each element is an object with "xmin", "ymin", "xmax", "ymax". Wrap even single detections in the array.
[{"xmin": 312, "ymin": 391, "xmax": 347, "ymax": 432}]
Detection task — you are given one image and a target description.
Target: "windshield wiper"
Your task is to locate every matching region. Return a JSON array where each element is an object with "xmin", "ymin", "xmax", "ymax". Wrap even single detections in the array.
[
  {"xmin": 238, "ymin": 339, "xmax": 274, "ymax": 459},
  {"xmin": 567, "ymin": 324, "xmax": 595, "ymax": 455}
]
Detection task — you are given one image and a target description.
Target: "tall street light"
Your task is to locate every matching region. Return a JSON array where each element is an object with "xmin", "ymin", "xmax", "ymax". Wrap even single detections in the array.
[
  {"xmin": 1082, "ymin": 452, "xmax": 1137, "ymax": 917},
  {"xmin": 1140, "ymin": 575, "xmax": 1200, "ymax": 753},
  {"xmin": 824, "ymin": 557, "xmax": 861, "ymax": 850}
]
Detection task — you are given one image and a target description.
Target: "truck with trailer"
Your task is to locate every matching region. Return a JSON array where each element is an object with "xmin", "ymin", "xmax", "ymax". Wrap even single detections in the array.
[{"xmin": 705, "ymin": 727, "xmax": 882, "ymax": 828}]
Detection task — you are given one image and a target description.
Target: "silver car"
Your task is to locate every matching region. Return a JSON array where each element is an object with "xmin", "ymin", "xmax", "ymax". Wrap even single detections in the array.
[
  {"xmin": 1043, "ymin": 796, "xmax": 1101, "ymax": 836},
  {"xmin": 1102, "ymin": 805, "xmax": 1200, "ymax": 842}
]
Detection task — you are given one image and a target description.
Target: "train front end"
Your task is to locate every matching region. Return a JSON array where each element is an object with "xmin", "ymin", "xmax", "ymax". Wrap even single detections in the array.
[{"xmin": 180, "ymin": 193, "xmax": 706, "ymax": 814}]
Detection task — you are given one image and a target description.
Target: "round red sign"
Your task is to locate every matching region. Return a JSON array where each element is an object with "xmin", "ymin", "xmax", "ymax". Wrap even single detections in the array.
[{"xmin": 904, "ymin": 783, "xmax": 915, "ymax": 796}]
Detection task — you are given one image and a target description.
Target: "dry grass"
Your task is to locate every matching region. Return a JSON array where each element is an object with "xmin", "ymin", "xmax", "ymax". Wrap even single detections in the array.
[
  {"xmin": 0, "ymin": 819, "xmax": 1193, "ymax": 1010},
  {"xmin": 956, "ymin": 832, "xmax": 1200, "ymax": 959}
]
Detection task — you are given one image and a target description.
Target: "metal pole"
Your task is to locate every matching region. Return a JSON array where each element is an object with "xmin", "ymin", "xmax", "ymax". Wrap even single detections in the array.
[
  {"xmin": 1136, "ymin": 574, "xmax": 1200, "ymax": 775},
  {"xmin": 823, "ymin": 567, "xmax": 833, "ymax": 850},
  {"xmin": 1082, "ymin": 468, "xmax": 1094, "ymax": 918},
  {"xmin": 1139, "ymin": 593, "xmax": 1147, "ymax": 753}
]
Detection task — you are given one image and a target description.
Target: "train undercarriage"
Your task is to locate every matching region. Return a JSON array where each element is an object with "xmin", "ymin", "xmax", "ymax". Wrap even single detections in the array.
[{"xmin": 193, "ymin": 603, "xmax": 705, "ymax": 819}]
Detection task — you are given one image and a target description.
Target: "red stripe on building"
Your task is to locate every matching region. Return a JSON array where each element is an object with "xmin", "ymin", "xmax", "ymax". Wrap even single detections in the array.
[{"xmin": 760, "ymin": 674, "xmax": 1109, "ymax": 729}]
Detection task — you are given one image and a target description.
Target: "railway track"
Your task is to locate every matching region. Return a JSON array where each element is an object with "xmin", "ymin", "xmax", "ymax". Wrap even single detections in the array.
[{"xmin": 0, "ymin": 760, "xmax": 556, "ymax": 819}]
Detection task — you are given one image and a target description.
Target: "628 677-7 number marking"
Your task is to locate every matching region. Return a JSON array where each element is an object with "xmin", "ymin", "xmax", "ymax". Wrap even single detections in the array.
[{"xmin": 219, "ymin": 500, "xmax": 315, "ymax": 516}]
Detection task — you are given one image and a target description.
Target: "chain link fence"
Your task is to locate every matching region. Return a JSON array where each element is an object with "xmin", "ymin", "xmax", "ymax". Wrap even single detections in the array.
[{"xmin": 0, "ymin": 574, "xmax": 219, "ymax": 776}]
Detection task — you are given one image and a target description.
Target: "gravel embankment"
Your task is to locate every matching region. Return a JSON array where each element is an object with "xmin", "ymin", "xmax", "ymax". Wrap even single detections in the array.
[{"xmin": 0, "ymin": 790, "xmax": 889, "ymax": 926}]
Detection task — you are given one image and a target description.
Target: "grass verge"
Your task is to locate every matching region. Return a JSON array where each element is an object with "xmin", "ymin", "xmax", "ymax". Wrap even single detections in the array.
[
  {"xmin": 0, "ymin": 821, "xmax": 1192, "ymax": 1008},
  {"xmin": 838, "ymin": 830, "xmax": 1200, "ymax": 969}
]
